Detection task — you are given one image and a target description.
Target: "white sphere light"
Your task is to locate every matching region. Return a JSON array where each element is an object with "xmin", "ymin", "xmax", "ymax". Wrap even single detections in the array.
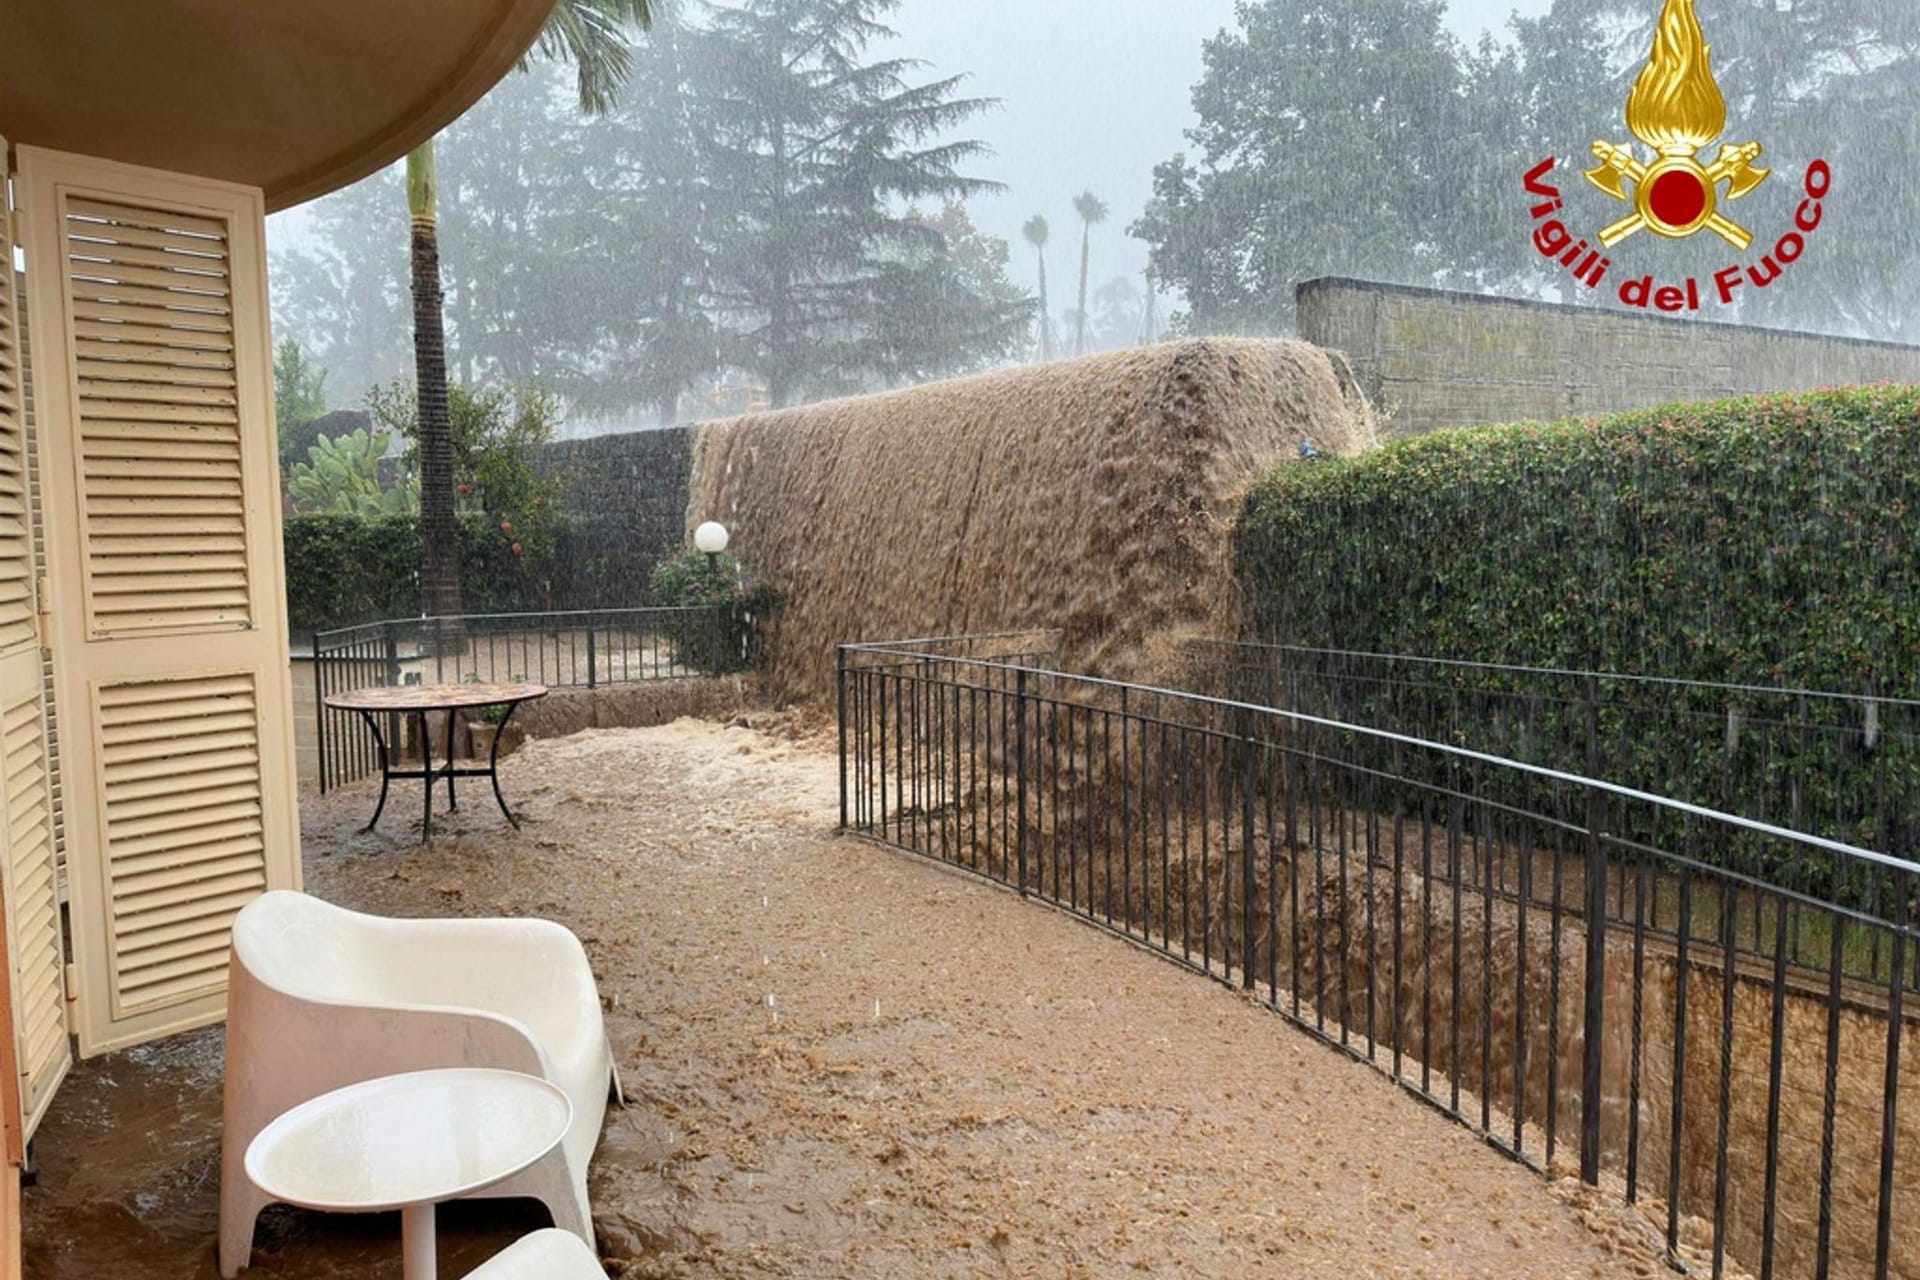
[{"xmin": 694, "ymin": 521, "xmax": 730, "ymax": 556}]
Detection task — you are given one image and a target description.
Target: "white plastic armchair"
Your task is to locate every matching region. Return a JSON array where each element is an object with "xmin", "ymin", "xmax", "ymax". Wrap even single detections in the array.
[
  {"xmin": 218, "ymin": 891, "xmax": 619, "ymax": 1278},
  {"xmin": 464, "ymin": 1228, "xmax": 607, "ymax": 1278}
]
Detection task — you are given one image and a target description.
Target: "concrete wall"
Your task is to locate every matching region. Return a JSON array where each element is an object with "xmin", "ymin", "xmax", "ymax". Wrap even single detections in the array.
[
  {"xmin": 1296, "ymin": 277, "xmax": 1920, "ymax": 437},
  {"xmin": 290, "ymin": 654, "xmax": 321, "ymax": 788}
]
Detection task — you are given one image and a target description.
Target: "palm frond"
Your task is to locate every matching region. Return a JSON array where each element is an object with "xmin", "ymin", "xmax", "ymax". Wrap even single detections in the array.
[{"xmin": 524, "ymin": 0, "xmax": 663, "ymax": 115}]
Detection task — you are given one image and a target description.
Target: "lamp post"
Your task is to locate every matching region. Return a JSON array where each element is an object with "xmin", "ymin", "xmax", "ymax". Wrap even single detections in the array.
[
  {"xmin": 693, "ymin": 521, "xmax": 730, "ymax": 579},
  {"xmin": 693, "ymin": 521, "xmax": 733, "ymax": 667}
]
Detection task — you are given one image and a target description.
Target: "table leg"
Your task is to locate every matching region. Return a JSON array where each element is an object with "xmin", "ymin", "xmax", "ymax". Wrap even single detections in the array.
[
  {"xmin": 401, "ymin": 1202, "xmax": 436, "ymax": 1280},
  {"xmin": 443, "ymin": 708, "xmax": 459, "ymax": 812},
  {"xmin": 357, "ymin": 710, "xmax": 393, "ymax": 833},
  {"xmin": 489, "ymin": 700, "xmax": 525, "ymax": 829},
  {"xmin": 417, "ymin": 710, "xmax": 434, "ymax": 843}
]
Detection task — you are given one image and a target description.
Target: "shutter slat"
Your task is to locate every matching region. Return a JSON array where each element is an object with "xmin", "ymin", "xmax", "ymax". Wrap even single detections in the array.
[
  {"xmin": 110, "ymin": 873, "xmax": 263, "ymax": 926},
  {"xmin": 72, "ymin": 319, "xmax": 235, "ymax": 352},
  {"xmin": 0, "ymin": 155, "xmax": 72, "ymax": 1115},
  {"xmin": 85, "ymin": 533, "xmax": 247, "ymax": 556},
  {"xmin": 0, "ymin": 680, "xmax": 70, "ymax": 1116},
  {"xmin": 76, "ymin": 359, "xmax": 237, "ymax": 390},
  {"xmin": 67, "ymin": 262, "xmax": 231, "ymax": 297},
  {"xmin": 97, "ymin": 673, "xmax": 268, "ymax": 1016},
  {"xmin": 64, "ymin": 188, "xmax": 253, "ymax": 652},
  {"xmin": 68, "ymin": 299, "xmax": 234, "ymax": 334},
  {"xmin": 65, "ymin": 197, "xmax": 228, "ymax": 238},
  {"xmin": 70, "ymin": 399, "xmax": 239, "ymax": 426},
  {"xmin": 110, "ymin": 831, "xmax": 267, "ymax": 885},
  {"xmin": 66, "ymin": 240, "xmax": 229, "ymax": 275},
  {"xmin": 76, "ymin": 338, "xmax": 235, "ymax": 370},
  {"xmin": 78, "ymin": 379, "xmax": 238, "ymax": 407},
  {"xmin": 105, "ymin": 763, "xmax": 259, "ymax": 803},
  {"xmin": 108, "ymin": 783, "xmax": 260, "ymax": 824},
  {"xmin": 100, "ymin": 746, "xmax": 262, "ymax": 788}
]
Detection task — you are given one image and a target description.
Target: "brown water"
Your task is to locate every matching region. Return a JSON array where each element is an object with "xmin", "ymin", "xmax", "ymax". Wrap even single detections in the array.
[{"xmin": 687, "ymin": 339, "xmax": 1359, "ymax": 702}]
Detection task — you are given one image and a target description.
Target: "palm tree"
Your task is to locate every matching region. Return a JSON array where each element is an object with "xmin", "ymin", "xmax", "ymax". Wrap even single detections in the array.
[
  {"xmin": 1071, "ymin": 190, "xmax": 1108, "ymax": 357},
  {"xmin": 1022, "ymin": 215, "xmax": 1053, "ymax": 362},
  {"xmin": 1137, "ymin": 268, "xmax": 1160, "ymax": 346},
  {"xmin": 412, "ymin": 0, "xmax": 657, "ymax": 628}
]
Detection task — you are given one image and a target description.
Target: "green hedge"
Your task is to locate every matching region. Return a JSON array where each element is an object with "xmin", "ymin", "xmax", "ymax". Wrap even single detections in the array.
[
  {"xmin": 285, "ymin": 514, "xmax": 560, "ymax": 633},
  {"xmin": 285, "ymin": 514, "xmax": 688, "ymax": 635},
  {"xmin": 1238, "ymin": 385, "xmax": 1920, "ymax": 691},
  {"xmin": 1233, "ymin": 385, "xmax": 1920, "ymax": 881}
]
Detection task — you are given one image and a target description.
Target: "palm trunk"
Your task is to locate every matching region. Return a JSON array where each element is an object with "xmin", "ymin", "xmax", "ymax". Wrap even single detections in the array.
[
  {"xmin": 409, "ymin": 141, "xmax": 463, "ymax": 637},
  {"xmin": 1074, "ymin": 224, "xmax": 1091, "ymax": 356},
  {"xmin": 1037, "ymin": 250, "xmax": 1053, "ymax": 361}
]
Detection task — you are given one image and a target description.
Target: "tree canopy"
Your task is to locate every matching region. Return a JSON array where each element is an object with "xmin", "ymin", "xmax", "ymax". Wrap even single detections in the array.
[
  {"xmin": 1134, "ymin": 0, "xmax": 1920, "ymax": 339},
  {"xmin": 273, "ymin": 0, "xmax": 1028, "ymax": 421}
]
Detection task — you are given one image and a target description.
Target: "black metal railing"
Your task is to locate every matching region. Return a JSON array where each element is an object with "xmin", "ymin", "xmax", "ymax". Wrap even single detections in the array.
[
  {"xmin": 315, "ymin": 605, "xmax": 744, "ymax": 792},
  {"xmin": 1183, "ymin": 641, "xmax": 1920, "ymax": 867},
  {"xmin": 838, "ymin": 637, "xmax": 1919, "ymax": 1280}
]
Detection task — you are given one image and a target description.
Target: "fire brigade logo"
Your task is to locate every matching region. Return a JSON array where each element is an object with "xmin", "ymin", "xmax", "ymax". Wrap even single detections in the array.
[
  {"xmin": 1522, "ymin": 0, "xmax": 1832, "ymax": 314},
  {"xmin": 1584, "ymin": 0, "xmax": 1768, "ymax": 249}
]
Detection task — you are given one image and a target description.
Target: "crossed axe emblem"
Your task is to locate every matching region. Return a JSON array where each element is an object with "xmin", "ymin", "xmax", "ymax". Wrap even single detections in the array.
[{"xmin": 1584, "ymin": 140, "xmax": 1770, "ymax": 250}]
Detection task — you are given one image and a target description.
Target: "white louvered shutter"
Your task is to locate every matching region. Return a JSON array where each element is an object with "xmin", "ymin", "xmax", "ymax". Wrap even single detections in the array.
[
  {"xmin": 15, "ymin": 148, "xmax": 300, "ymax": 1057},
  {"xmin": 0, "ymin": 145, "xmax": 72, "ymax": 1133}
]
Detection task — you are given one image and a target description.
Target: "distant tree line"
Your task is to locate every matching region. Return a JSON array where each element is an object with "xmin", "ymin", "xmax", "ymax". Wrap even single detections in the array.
[
  {"xmin": 1134, "ymin": 0, "xmax": 1920, "ymax": 341},
  {"xmin": 272, "ymin": 0, "xmax": 1032, "ymax": 423}
]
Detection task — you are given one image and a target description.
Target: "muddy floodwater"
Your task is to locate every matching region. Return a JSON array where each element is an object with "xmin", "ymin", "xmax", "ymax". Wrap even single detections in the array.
[{"xmin": 26, "ymin": 716, "xmax": 1671, "ymax": 1278}]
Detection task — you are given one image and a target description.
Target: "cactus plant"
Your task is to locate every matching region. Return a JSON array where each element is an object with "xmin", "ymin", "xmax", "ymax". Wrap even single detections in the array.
[{"xmin": 287, "ymin": 429, "xmax": 420, "ymax": 517}]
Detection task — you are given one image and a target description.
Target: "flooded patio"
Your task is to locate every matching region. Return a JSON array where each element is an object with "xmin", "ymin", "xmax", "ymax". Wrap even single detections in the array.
[{"xmin": 26, "ymin": 717, "xmax": 1671, "ymax": 1278}]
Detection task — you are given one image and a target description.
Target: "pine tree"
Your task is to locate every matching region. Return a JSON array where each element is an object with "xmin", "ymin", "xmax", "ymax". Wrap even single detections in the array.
[{"xmin": 692, "ymin": 0, "xmax": 1001, "ymax": 405}]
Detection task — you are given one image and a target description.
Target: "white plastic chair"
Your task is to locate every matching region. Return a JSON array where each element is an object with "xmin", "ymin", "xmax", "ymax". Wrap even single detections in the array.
[
  {"xmin": 218, "ymin": 891, "xmax": 619, "ymax": 1278},
  {"xmin": 463, "ymin": 1228, "xmax": 607, "ymax": 1278}
]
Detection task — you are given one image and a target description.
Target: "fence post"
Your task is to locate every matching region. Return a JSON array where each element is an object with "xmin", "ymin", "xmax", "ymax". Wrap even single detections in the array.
[
  {"xmin": 1580, "ymin": 674, "xmax": 1608, "ymax": 1185},
  {"xmin": 384, "ymin": 622, "xmax": 403, "ymax": 765},
  {"xmin": 586, "ymin": 623, "xmax": 598, "ymax": 690},
  {"xmin": 1015, "ymin": 667, "xmax": 1029, "ymax": 897},
  {"xmin": 1241, "ymin": 718, "xmax": 1258, "ymax": 992},
  {"xmin": 314, "ymin": 641, "xmax": 329, "ymax": 795},
  {"xmin": 837, "ymin": 647, "xmax": 849, "ymax": 831}
]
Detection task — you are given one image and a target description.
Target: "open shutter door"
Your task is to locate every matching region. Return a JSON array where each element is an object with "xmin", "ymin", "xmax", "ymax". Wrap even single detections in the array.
[
  {"xmin": 0, "ymin": 145, "xmax": 72, "ymax": 1132},
  {"xmin": 15, "ymin": 147, "xmax": 299, "ymax": 1057}
]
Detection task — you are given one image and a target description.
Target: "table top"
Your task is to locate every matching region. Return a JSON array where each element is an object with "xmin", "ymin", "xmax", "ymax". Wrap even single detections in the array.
[
  {"xmin": 323, "ymin": 681, "xmax": 549, "ymax": 713},
  {"xmin": 244, "ymin": 1068, "xmax": 571, "ymax": 1213}
]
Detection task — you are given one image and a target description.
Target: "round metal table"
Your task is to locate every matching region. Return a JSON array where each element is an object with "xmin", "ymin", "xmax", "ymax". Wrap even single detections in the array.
[
  {"xmin": 244, "ymin": 1068, "xmax": 571, "ymax": 1280},
  {"xmin": 323, "ymin": 682, "xmax": 548, "ymax": 840}
]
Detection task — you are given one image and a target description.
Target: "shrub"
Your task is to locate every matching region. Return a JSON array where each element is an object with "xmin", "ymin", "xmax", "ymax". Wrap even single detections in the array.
[
  {"xmin": 369, "ymin": 380, "xmax": 567, "ymax": 566},
  {"xmin": 647, "ymin": 551, "xmax": 772, "ymax": 675},
  {"xmin": 285, "ymin": 513, "xmax": 558, "ymax": 634},
  {"xmin": 283, "ymin": 515, "xmax": 421, "ymax": 632},
  {"xmin": 1238, "ymin": 385, "xmax": 1920, "ymax": 690},
  {"xmin": 1233, "ymin": 384, "xmax": 1920, "ymax": 876}
]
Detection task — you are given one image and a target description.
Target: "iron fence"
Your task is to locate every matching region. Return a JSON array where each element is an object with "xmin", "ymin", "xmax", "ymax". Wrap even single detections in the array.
[
  {"xmin": 315, "ymin": 605, "xmax": 743, "ymax": 791},
  {"xmin": 838, "ymin": 637, "xmax": 1919, "ymax": 1280},
  {"xmin": 1183, "ymin": 641, "xmax": 1920, "ymax": 866}
]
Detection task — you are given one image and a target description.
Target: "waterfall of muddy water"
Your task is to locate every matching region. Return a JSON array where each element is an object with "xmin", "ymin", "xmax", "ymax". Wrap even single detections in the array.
[{"xmin": 688, "ymin": 340, "xmax": 1356, "ymax": 701}]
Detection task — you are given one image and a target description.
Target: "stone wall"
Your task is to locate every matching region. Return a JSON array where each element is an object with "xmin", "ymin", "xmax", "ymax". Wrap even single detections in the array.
[
  {"xmin": 1296, "ymin": 276, "xmax": 1920, "ymax": 437},
  {"xmin": 538, "ymin": 425, "xmax": 698, "ymax": 606}
]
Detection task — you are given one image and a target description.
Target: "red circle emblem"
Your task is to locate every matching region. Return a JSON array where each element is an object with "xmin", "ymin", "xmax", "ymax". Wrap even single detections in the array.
[{"xmin": 1648, "ymin": 169, "xmax": 1708, "ymax": 228}]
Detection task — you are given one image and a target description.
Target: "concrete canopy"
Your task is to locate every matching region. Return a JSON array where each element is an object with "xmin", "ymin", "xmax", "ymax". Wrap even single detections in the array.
[{"xmin": 0, "ymin": 0, "xmax": 556, "ymax": 210}]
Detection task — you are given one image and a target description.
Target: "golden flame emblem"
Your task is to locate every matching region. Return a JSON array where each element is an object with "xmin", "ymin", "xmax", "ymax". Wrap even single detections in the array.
[{"xmin": 1584, "ymin": 0, "xmax": 1769, "ymax": 249}]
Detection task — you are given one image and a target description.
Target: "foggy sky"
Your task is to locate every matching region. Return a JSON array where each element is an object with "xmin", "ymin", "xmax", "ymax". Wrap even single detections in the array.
[
  {"xmin": 887, "ymin": 0, "xmax": 1558, "ymax": 312},
  {"xmin": 266, "ymin": 0, "xmax": 1557, "ymax": 329}
]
